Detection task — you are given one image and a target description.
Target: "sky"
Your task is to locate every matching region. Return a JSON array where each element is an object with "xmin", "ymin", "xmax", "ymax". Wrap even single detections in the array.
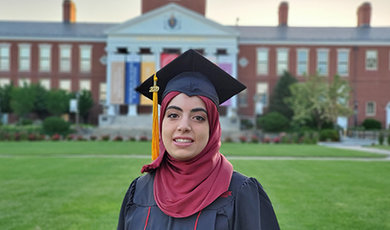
[{"xmin": 0, "ymin": 0, "xmax": 389, "ymax": 27}]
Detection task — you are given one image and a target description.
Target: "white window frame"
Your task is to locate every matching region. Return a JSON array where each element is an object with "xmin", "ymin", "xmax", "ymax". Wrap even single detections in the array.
[
  {"xmin": 337, "ymin": 49, "xmax": 350, "ymax": 76},
  {"xmin": 18, "ymin": 78, "xmax": 31, "ymax": 87},
  {"xmin": 39, "ymin": 79, "xmax": 51, "ymax": 90},
  {"xmin": 317, "ymin": 49, "xmax": 329, "ymax": 76},
  {"xmin": 0, "ymin": 44, "xmax": 11, "ymax": 71},
  {"xmin": 0, "ymin": 78, "xmax": 11, "ymax": 87},
  {"xmin": 39, "ymin": 44, "xmax": 52, "ymax": 72},
  {"xmin": 297, "ymin": 48, "xmax": 309, "ymax": 76},
  {"xmin": 79, "ymin": 45, "xmax": 92, "ymax": 73},
  {"xmin": 79, "ymin": 79, "xmax": 91, "ymax": 91},
  {"xmin": 59, "ymin": 45, "xmax": 72, "ymax": 72},
  {"xmin": 365, "ymin": 50, "xmax": 378, "ymax": 71},
  {"xmin": 366, "ymin": 101, "xmax": 376, "ymax": 116},
  {"xmin": 59, "ymin": 79, "xmax": 71, "ymax": 92},
  {"xmin": 277, "ymin": 48, "xmax": 289, "ymax": 76},
  {"xmin": 99, "ymin": 82, "xmax": 107, "ymax": 104},
  {"xmin": 256, "ymin": 48, "xmax": 269, "ymax": 75},
  {"xmin": 18, "ymin": 44, "xmax": 31, "ymax": 72}
]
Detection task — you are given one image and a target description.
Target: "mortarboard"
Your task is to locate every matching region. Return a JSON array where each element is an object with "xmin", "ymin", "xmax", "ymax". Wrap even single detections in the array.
[{"xmin": 136, "ymin": 49, "xmax": 246, "ymax": 160}]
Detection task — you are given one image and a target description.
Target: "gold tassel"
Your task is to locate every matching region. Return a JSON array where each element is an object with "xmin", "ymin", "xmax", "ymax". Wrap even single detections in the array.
[{"xmin": 149, "ymin": 74, "xmax": 160, "ymax": 160}]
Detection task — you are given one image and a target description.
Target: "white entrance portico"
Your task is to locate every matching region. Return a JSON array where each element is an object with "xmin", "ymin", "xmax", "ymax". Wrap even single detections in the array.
[{"xmin": 99, "ymin": 3, "xmax": 240, "ymax": 134}]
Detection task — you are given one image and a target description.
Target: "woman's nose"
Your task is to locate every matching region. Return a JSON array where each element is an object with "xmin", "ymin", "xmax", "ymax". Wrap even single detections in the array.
[{"xmin": 177, "ymin": 118, "xmax": 191, "ymax": 132}]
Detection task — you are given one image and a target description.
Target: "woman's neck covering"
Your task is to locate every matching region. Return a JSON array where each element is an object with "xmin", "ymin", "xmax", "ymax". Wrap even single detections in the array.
[{"xmin": 141, "ymin": 91, "xmax": 233, "ymax": 218}]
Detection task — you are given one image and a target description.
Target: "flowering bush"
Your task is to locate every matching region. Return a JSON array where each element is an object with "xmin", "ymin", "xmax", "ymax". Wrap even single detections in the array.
[
  {"xmin": 113, "ymin": 136, "xmax": 123, "ymax": 142},
  {"xmin": 77, "ymin": 135, "xmax": 86, "ymax": 141},
  {"xmin": 139, "ymin": 136, "xmax": 149, "ymax": 142},
  {"xmin": 273, "ymin": 136, "xmax": 281, "ymax": 144},
  {"xmin": 251, "ymin": 135, "xmax": 259, "ymax": 143},
  {"xmin": 28, "ymin": 133, "xmax": 37, "ymax": 141},
  {"xmin": 263, "ymin": 137, "xmax": 271, "ymax": 144},
  {"xmin": 66, "ymin": 134, "xmax": 75, "ymax": 141},
  {"xmin": 51, "ymin": 133, "xmax": 61, "ymax": 141},
  {"xmin": 239, "ymin": 136, "xmax": 247, "ymax": 143},
  {"xmin": 101, "ymin": 135, "xmax": 110, "ymax": 141},
  {"xmin": 224, "ymin": 136, "xmax": 233, "ymax": 143},
  {"xmin": 128, "ymin": 136, "xmax": 136, "ymax": 142}
]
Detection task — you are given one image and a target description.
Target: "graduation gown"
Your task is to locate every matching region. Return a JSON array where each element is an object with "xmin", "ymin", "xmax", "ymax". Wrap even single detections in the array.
[{"xmin": 117, "ymin": 171, "xmax": 280, "ymax": 230}]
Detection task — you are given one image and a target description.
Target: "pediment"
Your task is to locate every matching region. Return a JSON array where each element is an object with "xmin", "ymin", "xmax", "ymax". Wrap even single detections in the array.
[{"xmin": 105, "ymin": 3, "xmax": 238, "ymax": 38}]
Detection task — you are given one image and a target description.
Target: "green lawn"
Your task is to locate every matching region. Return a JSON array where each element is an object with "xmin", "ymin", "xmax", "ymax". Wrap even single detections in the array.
[
  {"xmin": 0, "ymin": 142, "xmax": 389, "ymax": 229},
  {"xmin": 0, "ymin": 141, "xmax": 386, "ymax": 158}
]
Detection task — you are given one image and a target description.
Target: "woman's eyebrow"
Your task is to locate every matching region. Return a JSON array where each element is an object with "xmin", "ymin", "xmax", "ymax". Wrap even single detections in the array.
[
  {"xmin": 166, "ymin": 105, "xmax": 182, "ymax": 112},
  {"xmin": 191, "ymin": 108, "xmax": 208, "ymax": 115}
]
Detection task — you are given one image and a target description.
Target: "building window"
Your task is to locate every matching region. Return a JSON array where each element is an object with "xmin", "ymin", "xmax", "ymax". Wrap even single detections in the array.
[
  {"xmin": 0, "ymin": 44, "xmax": 10, "ymax": 71},
  {"xmin": 99, "ymin": 83, "xmax": 107, "ymax": 104},
  {"xmin": 79, "ymin": 79, "xmax": 91, "ymax": 91},
  {"xmin": 59, "ymin": 79, "xmax": 71, "ymax": 92},
  {"xmin": 297, "ymin": 49, "xmax": 308, "ymax": 76},
  {"xmin": 18, "ymin": 44, "xmax": 31, "ymax": 72},
  {"xmin": 337, "ymin": 49, "xmax": 349, "ymax": 76},
  {"xmin": 317, "ymin": 49, "xmax": 329, "ymax": 76},
  {"xmin": 256, "ymin": 48, "xmax": 268, "ymax": 75},
  {"xmin": 277, "ymin": 49, "xmax": 289, "ymax": 75},
  {"xmin": 365, "ymin": 50, "xmax": 377, "ymax": 70},
  {"xmin": 18, "ymin": 78, "xmax": 31, "ymax": 87},
  {"xmin": 238, "ymin": 90, "xmax": 248, "ymax": 107},
  {"xmin": 366, "ymin": 101, "xmax": 376, "ymax": 116},
  {"xmin": 39, "ymin": 79, "xmax": 51, "ymax": 90},
  {"xmin": 59, "ymin": 45, "xmax": 72, "ymax": 72},
  {"xmin": 0, "ymin": 78, "xmax": 11, "ymax": 87},
  {"xmin": 39, "ymin": 44, "xmax": 51, "ymax": 72},
  {"xmin": 79, "ymin": 45, "xmax": 92, "ymax": 73}
]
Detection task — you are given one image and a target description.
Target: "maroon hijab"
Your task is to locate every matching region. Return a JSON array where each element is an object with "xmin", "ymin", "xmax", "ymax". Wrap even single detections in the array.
[{"xmin": 141, "ymin": 91, "xmax": 233, "ymax": 218}]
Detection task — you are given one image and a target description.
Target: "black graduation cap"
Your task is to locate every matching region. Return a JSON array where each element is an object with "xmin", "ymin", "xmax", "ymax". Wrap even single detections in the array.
[{"xmin": 135, "ymin": 49, "xmax": 246, "ymax": 105}]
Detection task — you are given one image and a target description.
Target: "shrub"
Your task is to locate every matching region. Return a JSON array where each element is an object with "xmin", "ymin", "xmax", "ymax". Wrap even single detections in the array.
[
  {"xmin": 251, "ymin": 135, "xmax": 259, "ymax": 143},
  {"xmin": 139, "ymin": 136, "xmax": 149, "ymax": 142},
  {"xmin": 51, "ymin": 133, "xmax": 61, "ymax": 141},
  {"xmin": 378, "ymin": 132, "xmax": 384, "ymax": 145},
  {"xmin": 90, "ymin": 135, "xmax": 97, "ymax": 141},
  {"xmin": 257, "ymin": 112, "xmax": 290, "ymax": 132},
  {"xmin": 43, "ymin": 116, "xmax": 71, "ymax": 136},
  {"xmin": 273, "ymin": 136, "xmax": 281, "ymax": 144},
  {"xmin": 263, "ymin": 137, "xmax": 271, "ymax": 144},
  {"xmin": 362, "ymin": 118, "xmax": 382, "ymax": 130},
  {"xmin": 240, "ymin": 119, "xmax": 254, "ymax": 130},
  {"xmin": 113, "ymin": 136, "xmax": 123, "ymax": 142},
  {"xmin": 224, "ymin": 136, "xmax": 233, "ymax": 143},
  {"xmin": 387, "ymin": 133, "xmax": 390, "ymax": 145},
  {"xmin": 28, "ymin": 133, "xmax": 37, "ymax": 141},
  {"xmin": 101, "ymin": 135, "xmax": 110, "ymax": 141},
  {"xmin": 77, "ymin": 135, "xmax": 86, "ymax": 141},
  {"xmin": 66, "ymin": 134, "xmax": 75, "ymax": 141},
  {"xmin": 239, "ymin": 135, "xmax": 247, "ymax": 143},
  {"xmin": 319, "ymin": 129, "xmax": 340, "ymax": 142}
]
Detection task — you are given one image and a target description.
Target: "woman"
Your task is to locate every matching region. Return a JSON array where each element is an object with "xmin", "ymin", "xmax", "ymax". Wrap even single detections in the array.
[{"xmin": 117, "ymin": 49, "xmax": 280, "ymax": 230}]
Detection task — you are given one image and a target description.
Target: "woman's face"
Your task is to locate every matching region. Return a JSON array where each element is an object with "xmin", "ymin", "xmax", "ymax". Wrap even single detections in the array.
[{"xmin": 162, "ymin": 93, "xmax": 210, "ymax": 161}]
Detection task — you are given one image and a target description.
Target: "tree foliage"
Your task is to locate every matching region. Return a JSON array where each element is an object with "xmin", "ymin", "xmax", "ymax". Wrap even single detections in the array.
[
  {"xmin": 0, "ymin": 83, "xmax": 13, "ymax": 113},
  {"xmin": 10, "ymin": 84, "xmax": 36, "ymax": 119},
  {"xmin": 46, "ymin": 89, "xmax": 70, "ymax": 116},
  {"xmin": 286, "ymin": 74, "xmax": 352, "ymax": 130},
  {"xmin": 31, "ymin": 83, "xmax": 49, "ymax": 119},
  {"xmin": 77, "ymin": 90, "xmax": 94, "ymax": 122},
  {"xmin": 268, "ymin": 71, "xmax": 297, "ymax": 120}
]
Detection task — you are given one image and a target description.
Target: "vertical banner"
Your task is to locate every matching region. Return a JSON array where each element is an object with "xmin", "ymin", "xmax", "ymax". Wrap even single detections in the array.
[
  {"xmin": 160, "ymin": 53, "xmax": 179, "ymax": 68},
  {"xmin": 140, "ymin": 55, "xmax": 156, "ymax": 105},
  {"xmin": 110, "ymin": 55, "xmax": 125, "ymax": 104},
  {"xmin": 217, "ymin": 56, "xmax": 233, "ymax": 106},
  {"xmin": 125, "ymin": 54, "xmax": 141, "ymax": 104}
]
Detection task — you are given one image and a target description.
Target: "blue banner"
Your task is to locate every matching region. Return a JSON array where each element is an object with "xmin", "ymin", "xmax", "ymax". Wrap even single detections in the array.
[{"xmin": 125, "ymin": 55, "xmax": 141, "ymax": 104}]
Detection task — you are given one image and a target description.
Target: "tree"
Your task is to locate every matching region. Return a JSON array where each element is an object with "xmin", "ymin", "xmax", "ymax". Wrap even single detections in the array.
[
  {"xmin": 286, "ymin": 74, "xmax": 352, "ymax": 130},
  {"xmin": 10, "ymin": 84, "xmax": 36, "ymax": 120},
  {"xmin": 31, "ymin": 83, "xmax": 49, "ymax": 119},
  {"xmin": 77, "ymin": 90, "xmax": 94, "ymax": 123},
  {"xmin": 268, "ymin": 71, "xmax": 297, "ymax": 120},
  {"xmin": 0, "ymin": 83, "xmax": 13, "ymax": 113},
  {"xmin": 46, "ymin": 89, "xmax": 70, "ymax": 116}
]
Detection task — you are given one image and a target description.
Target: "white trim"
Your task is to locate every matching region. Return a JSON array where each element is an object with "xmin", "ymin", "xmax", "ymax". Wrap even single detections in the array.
[
  {"xmin": 239, "ymin": 40, "xmax": 390, "ymax": 46},
  {"xmin": 336, "ymin": 49, "xmax": 350, "ymax": 77},
  {"xmin": 296, "ymin": 48, "xmax": 309, "ymax": 76},
  {"xmin": 0, "ymin": 36, "xmax": 106, "ymax": 42}
]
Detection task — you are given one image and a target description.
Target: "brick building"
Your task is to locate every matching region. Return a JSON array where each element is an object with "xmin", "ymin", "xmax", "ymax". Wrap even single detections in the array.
[{"xmin": 0, "ymin": 0, "xmax": 389, "ymax": 129}]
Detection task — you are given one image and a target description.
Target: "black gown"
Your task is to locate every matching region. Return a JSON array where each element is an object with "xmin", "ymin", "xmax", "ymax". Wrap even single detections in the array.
[{"xmin": 117, "ymin": 171, "xmax": 280, "ymax": 230}]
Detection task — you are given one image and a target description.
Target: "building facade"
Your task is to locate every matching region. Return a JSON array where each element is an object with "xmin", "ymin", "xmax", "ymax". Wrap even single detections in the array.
[{"xmin": 0, "ymin": 0, "xmax": 389, "ymax": 129}]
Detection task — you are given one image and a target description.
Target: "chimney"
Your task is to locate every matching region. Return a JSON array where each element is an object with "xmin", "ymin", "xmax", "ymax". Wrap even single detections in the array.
[
  {"xmin": 278, "ymin": 2, "xmax": 289, "ymax": 26},
  {"xmin": 357, "ymin": 2, "xmax": 371, "ymax": 27},
  {"xmin": 63, "ymin": 0, "xmax": 76, "ymax": 23}
]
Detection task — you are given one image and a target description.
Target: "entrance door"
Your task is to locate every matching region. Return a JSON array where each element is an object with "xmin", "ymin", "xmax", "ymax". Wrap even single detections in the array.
[{"xmin": 386, "ymin": 102, "xmax": 390, "ymax": 129}]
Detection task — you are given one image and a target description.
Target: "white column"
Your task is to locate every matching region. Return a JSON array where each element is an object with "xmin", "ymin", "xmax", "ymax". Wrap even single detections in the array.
[
  {"xmin": 229, "ymin": 48, "xmax": 239, "ymax": 118},
  {"xmin": 151, "ymin": 47, "xmax": 162, "ymax": 71},
  {"xmin": 105, "ymin": 49, "xmax": 116, "ymax": 116},
  {"xmin": 126, "ymin": 47, "xmax": 140, "ymax": 116}
]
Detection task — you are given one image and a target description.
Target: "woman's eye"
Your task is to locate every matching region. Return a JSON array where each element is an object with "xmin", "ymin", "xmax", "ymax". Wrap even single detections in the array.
[
  {"xmin": 167, "ymin": 113, "xmax": 179, "ymax": 119},
  {"xmin": 193, "ymin": 115, "xmax": 206, "ymax": 121}
]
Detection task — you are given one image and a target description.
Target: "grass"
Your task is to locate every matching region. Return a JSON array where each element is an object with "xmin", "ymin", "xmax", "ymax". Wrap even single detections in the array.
[
  {"xmin": 0, "ymin": 142, "xmax": 389, "ymax": 229},
  {"xmin": 0, "ymin": 141, "xmax": 387, "ymax": 158}
]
